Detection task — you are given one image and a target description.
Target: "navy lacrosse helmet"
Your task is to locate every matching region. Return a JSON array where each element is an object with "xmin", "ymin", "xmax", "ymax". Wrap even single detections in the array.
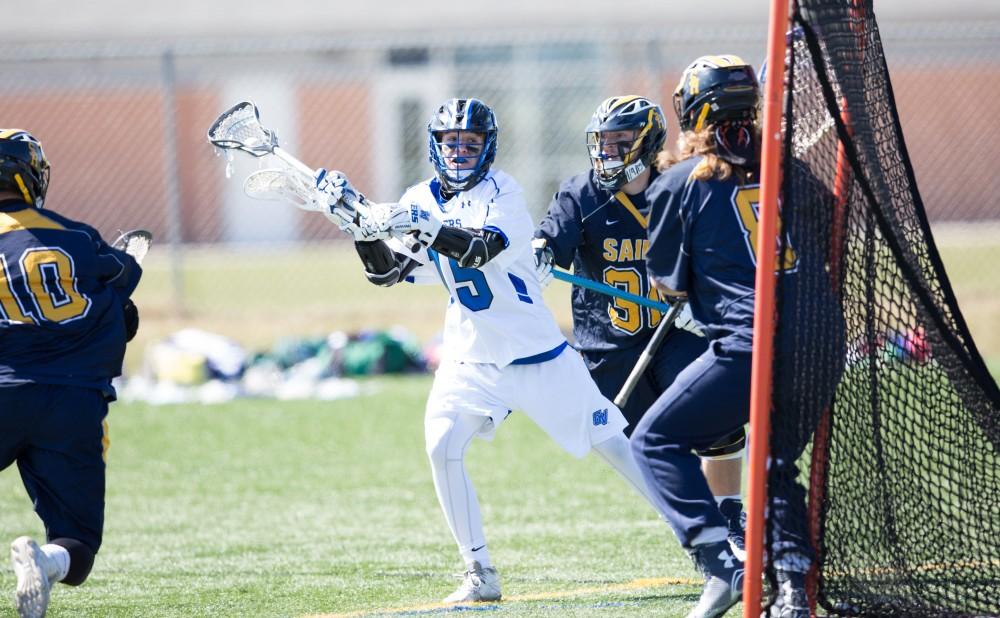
[
  {"xmin": 673, "ymin": 55, "xmax": 759, "ymax": 132},
  {"xmin": 0, "ymin": 129, "xmax": 49, "ymax": 207},
  {"xmin": 585, "ymin": 96, "xmax": 666, "ymax": 191},
  {"xmin": 427, "ymin": 98, "xmax": 498, "ymax": 193}
]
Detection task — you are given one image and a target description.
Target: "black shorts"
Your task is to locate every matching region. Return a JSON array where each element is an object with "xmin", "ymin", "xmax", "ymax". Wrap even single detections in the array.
[{"xmin": 0, "ymin": 383, "xmax": 108, "ymax": 552}]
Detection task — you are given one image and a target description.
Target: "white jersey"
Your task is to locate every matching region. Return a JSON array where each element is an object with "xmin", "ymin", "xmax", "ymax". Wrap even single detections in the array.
[{"xmin": 390, "ymin": 169, "xmax": 566, "ymax": 367}]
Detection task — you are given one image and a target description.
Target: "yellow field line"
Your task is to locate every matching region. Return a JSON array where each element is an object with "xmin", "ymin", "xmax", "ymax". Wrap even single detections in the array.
[{"xmin": 307, "ymin": 575, "xmax": 701, "ymax": 618}]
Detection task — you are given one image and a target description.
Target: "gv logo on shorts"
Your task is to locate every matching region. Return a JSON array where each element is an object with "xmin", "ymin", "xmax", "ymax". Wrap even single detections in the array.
[{"xmin": 592, "ymin": 409, "xmax": 608, "ymax": 426}]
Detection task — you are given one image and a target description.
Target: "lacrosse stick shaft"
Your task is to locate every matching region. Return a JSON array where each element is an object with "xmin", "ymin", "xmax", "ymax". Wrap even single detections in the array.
[
  {"xmin": 274, "ymin": 147, "xmax": 419, "ymax": 252},
  {"xmin": 552, "ymin": 270, "xmax": 671, "ymax": 313},
  {"xmin": 208, "ymin": 101, "xmax": 420, "ymax": 251},
  {"xmin": 273, "ymin": 147, "xmax": 318, "ymax": 179},
  {"xmin": 613, "ymin": 300, "xmax": 687, "ymax": 408},
  {"xmin": 273, "ymin": 148, "xmax": 364, "ymax": 216}
]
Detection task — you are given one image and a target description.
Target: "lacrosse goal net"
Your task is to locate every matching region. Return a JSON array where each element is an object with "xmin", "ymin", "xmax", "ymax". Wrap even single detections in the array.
[{"xmin": 762, "ymin": 0, "xmax": 1000, "ymax": 615}]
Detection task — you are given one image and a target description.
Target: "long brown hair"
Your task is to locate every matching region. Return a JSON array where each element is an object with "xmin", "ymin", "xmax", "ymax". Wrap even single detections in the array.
[{"xmin": 655, "ymin": 126, "xmax": 755, "ymax": 183}]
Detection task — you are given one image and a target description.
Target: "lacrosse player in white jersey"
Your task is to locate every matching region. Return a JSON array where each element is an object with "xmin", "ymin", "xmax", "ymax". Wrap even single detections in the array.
[{"xmin": 315, "ymin": 98, "xmax": 672, "ymax": 604}]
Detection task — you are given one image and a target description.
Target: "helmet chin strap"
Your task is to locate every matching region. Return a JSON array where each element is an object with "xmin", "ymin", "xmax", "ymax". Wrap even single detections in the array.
[{"xmin": 594, "ymin": 157, "xmax": 646, "ymax": 190}]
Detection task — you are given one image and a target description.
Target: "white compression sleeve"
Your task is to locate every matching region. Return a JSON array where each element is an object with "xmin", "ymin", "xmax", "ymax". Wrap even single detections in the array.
[
  {"xmin": 593, "ymin": 432, "xmax": 669, "ymax": 520},
  {"xmin": 425, "ymin": 412, "xmax": 493, "ymax": 568}
]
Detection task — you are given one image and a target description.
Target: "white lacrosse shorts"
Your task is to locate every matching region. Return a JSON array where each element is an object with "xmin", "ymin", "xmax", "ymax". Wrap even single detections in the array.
[{"xmin": 425, "ymin": 346, "xmax": 628, "ymax": 458}]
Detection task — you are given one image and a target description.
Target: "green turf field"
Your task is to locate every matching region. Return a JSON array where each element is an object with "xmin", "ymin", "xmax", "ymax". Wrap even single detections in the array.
[
  {"xmin": 0, "ymin": 225, "xmax": 993, "ymax": 617},
  {"xmin": 0, "ymin": 376, "xmax": 719, "ymax": 617}
]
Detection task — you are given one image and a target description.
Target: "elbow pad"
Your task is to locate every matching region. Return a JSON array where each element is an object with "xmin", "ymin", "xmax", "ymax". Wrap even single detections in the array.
[
  {"xmin": 122, "ymin": 299, "xmax": 139, "ymax": 342},
  {"xmin": 431, "ymin": 227, "xmax": 507, "ymax": 269},
  {"xmin": 355, "ymin": 240, "xmax": 401, "ymax": 287}
]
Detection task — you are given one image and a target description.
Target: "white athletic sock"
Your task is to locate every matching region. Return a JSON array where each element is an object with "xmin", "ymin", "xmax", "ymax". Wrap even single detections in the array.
[
  {"xmin": 426, "ymin": 413, "xmax": 492, "ymax": 571},
  {"xmin": 592, "ymin": 433, "xmax": 666, "ymax": 519},
  {"xmin": 40, "ymin": 544, "xmax": 70, "ymax": 583},
  {"xmin": 463, "ymin": 544, "xmax": 492, "ymax": 570}
]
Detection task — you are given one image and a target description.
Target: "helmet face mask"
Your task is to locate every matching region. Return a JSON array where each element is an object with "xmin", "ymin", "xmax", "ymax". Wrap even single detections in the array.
[
  {"xmin": 0, "ymin": 129, "xmax": 49, "ymax": 208},
  {"xmin": 673, "ymin": 55, "xmax": 760, "ymax": 133},
  {"xmin": 427, "ymin": 98, "xmax": 498, "ymax": 193},
  {"xmin": 430, "ymin": 129, "xmax": 487, "ymax": 187},
  {"xmin": 585, "ymin": 96, "xmax": 666, "ymax": 191}
]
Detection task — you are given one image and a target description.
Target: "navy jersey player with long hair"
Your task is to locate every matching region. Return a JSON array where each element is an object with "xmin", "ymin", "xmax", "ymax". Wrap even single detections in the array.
[
  {"xmin": 533, "ymin": 95, "xmax": 748, "ymax": 555},
  {"xmin": 0, "ymin": 130, "xmax": 142, "ymax": 618},
  {"xmin": 631, "ymin": 55, "xmax": 766, "ymax": 618}
]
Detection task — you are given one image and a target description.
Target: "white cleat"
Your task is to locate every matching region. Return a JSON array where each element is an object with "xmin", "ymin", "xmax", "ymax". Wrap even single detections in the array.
[
  {"xmin": 10, "ymin": 537, "xmax": 51, "ymax": 618},
  {"xmin": 442, "ymin": 561, "xmax": 502, "ymax": 603}
]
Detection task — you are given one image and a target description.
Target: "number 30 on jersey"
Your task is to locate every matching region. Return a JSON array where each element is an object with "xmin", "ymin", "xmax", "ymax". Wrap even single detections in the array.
[{"xmin": 602, "ymin": 266, "xmax": 664, "ymax": 335}]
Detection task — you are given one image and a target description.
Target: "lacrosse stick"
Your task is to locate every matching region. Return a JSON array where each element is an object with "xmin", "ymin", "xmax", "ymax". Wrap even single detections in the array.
[
  {"xmin": 207, "ymin": 101, "xmax": 419, "ymax": 251},
  {"xmin": 552, "ymin": 269, "xmax": 671, "ymax": 313},
  {"xmin": 243, "ymin": 167, "xmax": 331, "ymax": 211},
  {"xmin": 613, "ymin": 299, "xmax": 688, "ymax": 408},
  {"xmin": 111, "ymin": 229, "xmax": 153, "ymax": 265}
]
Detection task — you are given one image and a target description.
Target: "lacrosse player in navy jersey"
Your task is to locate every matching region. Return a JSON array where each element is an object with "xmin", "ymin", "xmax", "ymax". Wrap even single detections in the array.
[
  {"xmin": 314, "ymin": 98, "xmax": 677, "ymax": 604},
  {"xmin": 630, "ymin": 56, "xmax": 769, "ymax": 618},
  {"xmin": 532, "ymin": 95, "xmax": 748, "ymax": 557},
  {"xmin": 0, "ymin": 130, "xmax": 142, "ymax": 618}
]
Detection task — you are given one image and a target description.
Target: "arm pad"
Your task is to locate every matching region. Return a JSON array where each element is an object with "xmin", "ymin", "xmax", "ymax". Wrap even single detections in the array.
[
  {"xmin": 431, "ymin": 227, "xmax": 507, "ymax": 269},
  {"xmin": 354, "ymin": 240, "xmax": 421, "ymax": 287},
  {"xmin": 122, "ymin": 299, "xmax": 139, "ymax": 342}
]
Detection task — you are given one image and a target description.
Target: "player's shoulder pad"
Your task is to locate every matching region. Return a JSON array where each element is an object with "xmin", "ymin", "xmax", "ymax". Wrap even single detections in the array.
[
  {"xmin": 656, "ymin": 156, "xmax": 702, "ymax": 190},
  {"xmin": 33, "ymin": 208, "xmax": 103, "ymax": 244},
  {"xmin": 399, "ymin": 176, "xmax": 437, "ymax": 204},
  {"xmin": 554, "ymin": 170, "xmax": 594, "ymax": 201},
  {"xmin": 481, "ymin": 169, "xmax": 522, "ymax": 199},
  {"xmin": 572, "ymin": 171, "xmax": 614, "ymax": 221}
]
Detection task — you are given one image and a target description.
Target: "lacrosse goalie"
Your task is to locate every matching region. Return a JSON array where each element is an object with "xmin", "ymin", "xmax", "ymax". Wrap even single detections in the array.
[{"xmin": 316, "ymin": 98, "xmax": 677, "ymax": 604}]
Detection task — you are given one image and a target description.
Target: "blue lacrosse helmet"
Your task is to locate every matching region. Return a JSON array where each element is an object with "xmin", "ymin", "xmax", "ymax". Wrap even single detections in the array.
[
  {"xmin": 673, "ymin": 55, "xmax": 759, "ymax": 132},
  {"xmin": 427, "ymin": 98, "xmax": 498, "ymax": 193},
  {"xmin": 585, "ymin": 95, "xmax": 666, "ymax": 191},
  {"xmin": 0, "ymin": 129, "xmax": 49, "ymax": 208}
]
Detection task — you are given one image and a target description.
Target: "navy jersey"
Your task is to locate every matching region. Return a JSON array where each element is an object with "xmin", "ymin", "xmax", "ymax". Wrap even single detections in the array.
[
  {"xmin": 0, "ymin": 199, "xmax": 141, "ymax": 393},
  {"xmin": 536, "ymin": 170, "xmax": 670, "ymax": 353},
  {"xmin": 645, "ymin": 157, "xmax": 799, "ymax": 354}
]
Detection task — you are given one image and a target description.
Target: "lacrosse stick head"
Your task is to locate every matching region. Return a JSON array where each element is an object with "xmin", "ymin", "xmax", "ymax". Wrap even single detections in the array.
[
  {"xmin": 111, "ymin": 229, "xmax": 153, "ymax": 265},
  {"xmin": 207, "ymin": 101, "xmax": 278, "ymax": 157},
  {"xmin": 243, "ymin": 168, "xmax": 323, "ymax": 212}
]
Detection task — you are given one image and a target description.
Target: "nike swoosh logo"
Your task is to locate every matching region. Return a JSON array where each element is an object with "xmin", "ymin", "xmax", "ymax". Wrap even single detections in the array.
[
  {"xmin": 606, "ymin": 218, "xmax": 619, "ymax": 225},
  {"xmin": 471, "ymin": 545, "xmax": 486, "ymax": 552}
]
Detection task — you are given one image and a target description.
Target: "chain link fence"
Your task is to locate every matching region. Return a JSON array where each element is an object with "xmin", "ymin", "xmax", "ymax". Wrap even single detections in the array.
[{"xmin": 2, "ymin": 22, "xmax": 998, "ymax": 365}]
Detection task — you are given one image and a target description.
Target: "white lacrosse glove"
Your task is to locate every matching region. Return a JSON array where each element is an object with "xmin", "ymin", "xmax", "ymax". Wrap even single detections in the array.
[
  {"xmin": 531, "ymin": 237, "xmax": 554, "ymax": 288},
  {"xmin": 354, "ymin": 203, "xmax": 396, "ymax": 242},
  {"xmin": 314, "ymin": 168, "xmax": 360, "ymax": 230},
  {"xmin": 673, "ymin": 302, "xmax": 704, "ymax": 336},
  {"xmin": 376, "ymin": 202, "xmax": 442, "ymax": 246}
]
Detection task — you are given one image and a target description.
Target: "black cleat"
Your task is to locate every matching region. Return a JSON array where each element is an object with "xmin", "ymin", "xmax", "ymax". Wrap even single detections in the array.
[
  {"xmin": 686, "ymin": 540, "xmax": 744, "ymax": 618},
  {"xmin": 718, "ymin": 499, "xmax": 747, "ymax": 561},
  {"xmin": 767, "ymin": 570, "xmax": 809, "ymax": 618}
]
